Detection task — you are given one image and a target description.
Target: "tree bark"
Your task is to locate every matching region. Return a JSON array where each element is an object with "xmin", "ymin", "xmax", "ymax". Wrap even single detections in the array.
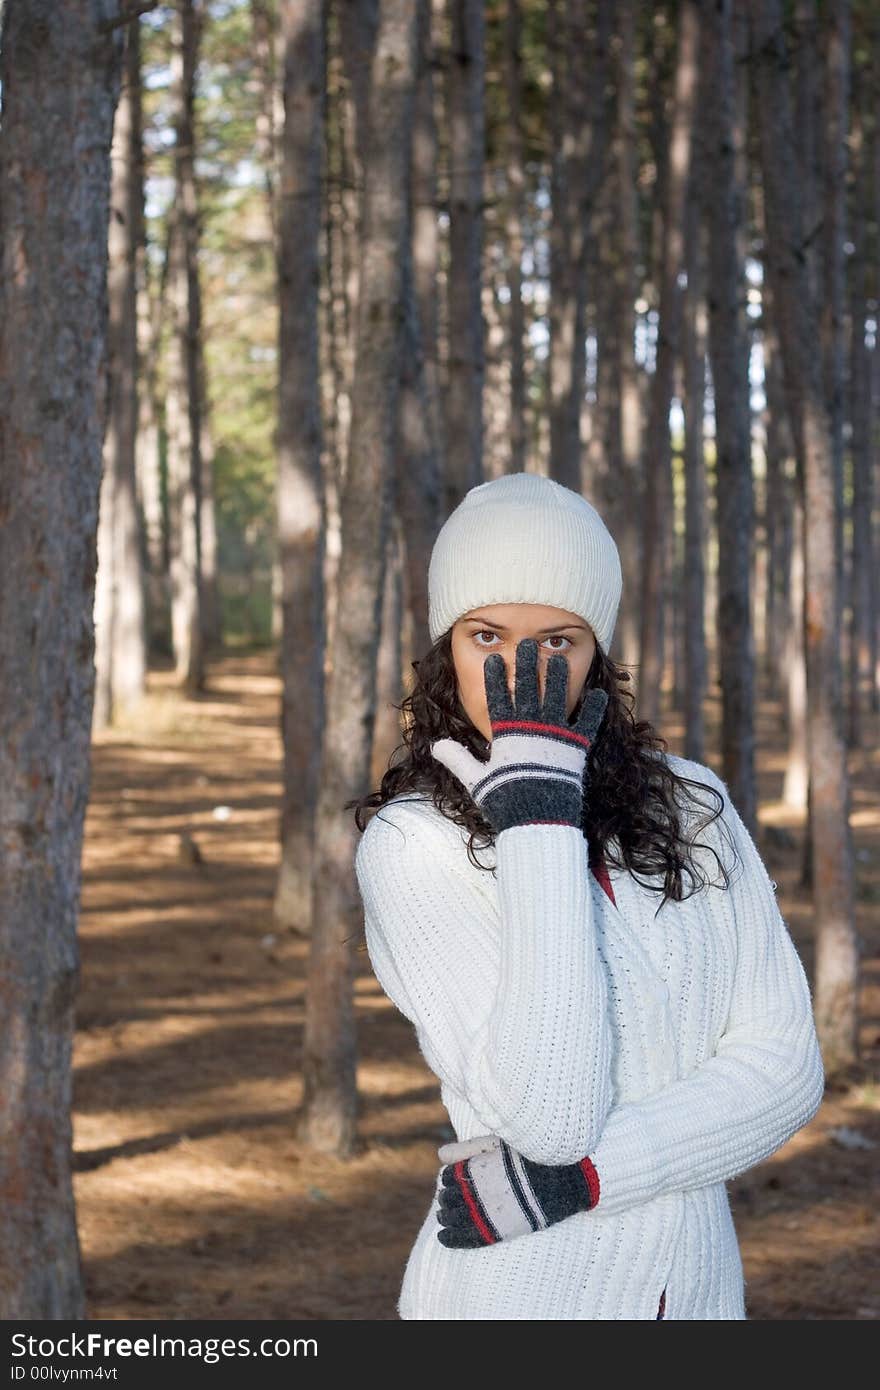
[
  {"xmin": 412, "ymin": 0, "xmax": 444, "ymax": 477},
  {"xmin": 321, "ymin": 9, "xmax": 351, "ymax": 661},
  {"xmin": 759, "ymin": 257, "xmax": 809, "ymax": 810},
  {"xmin": 482, "ymin": 222, "xmax": 510, "ymax": 481},
  {"xmin": 323, "ymin": 27, "xmax": 345, "ymax": 478},
  {"xmin": 132, "ymin": 30, "xmax": 169, "ymax": 657},
  {"xmin": 165, "ymin": 0, "xmax": 205, "ymax": 692},
  {"xmin": 820, "ymin": 0, "xmax": 850, "ymax": 671},
  {"xmin": 593, "ymin": 182, "xmax": 618, "ymax": 520},
  {"xmin": 783, "ymin": 458, "xmax": 810, "ymax": 813},
  {"xmin": 846, "ymin": 40, "xmax": 876, "ymax": 745},
  {"xmin": 340, "ymin": 0, "xmax": 440, "ymax": 778},
  {"xmin": 793, "ymin": 0, "xmax": 823, "ymax": 351},
  {"xmin": 680, "ymin": 18, "xmax": 708, "ymax": 765},
  {"xmin": 274, "ymin": 0, "xmax": 327, "ymax": 937},
  {"xmin": 0, "ymin": 0, "xmax": 125, "ymax": 1318},
  {"xmin": 637, "ymin": 0, "xmax": 699, "ymax": 727},
  {"xmin": 748, "ymin": 0, "xmax": 858, "ymax": 1076},
  {"xmin": 381, "ymin": 2, "xmax": 443, "ymax": 761},
  {"xmin": 761, "ymin": 318, "xmax": 786, "ymax": 707},
  {"xmin": 370, "ymin": 513, "xmax": 404, "ymax": 790},
  {"xmin": 94, "ymin": 16, "xmax": 148, "ymax": 731},
  {"xmin": 250, "ymin": 0, "xmax": 281, "ymax": 249},
  {"xmin": 444, "ymin": 0, "xmax": 484, "ymax": 507},
  {"xmin": 396, "ymin": 231, "xmax": 443, "ymax": 666},
  {"xmin": 867, "ymin": 13, "xmax": 873, "ymax": 717},
  {"xmin": 608, "ymin": 0, "xmax": 642, "ymax": 675},
  {"xmin": 329, "ymin": 1, "xmax": 380, "ymax": 677},
  {"xmin": 336, "ymin": 0, "xmax": 380, "ymax": 496},
  {"xmin": 504, "ymin": 0, "xmax": 526, "ymax": 475},
  {"xmin": 299, "ymin": 0, "xmax": 420, "ymax": 1154},
  {"xmin": 547, "ymin": 0, "xmax": 613, "ymax": 494},
  {"xmin": 250, "ymin": 0, "xmax": 284, "ymax": 648},
  {"xmin": 197, "ymin": 367, "xmax": 221, "ymax": 650},
  {"xmin": 871, "ymin": 7, "xmax": 880, "ymax": 711},
  {"xmin": 700, "ymin": 0, "xmax": 757, "ymax": 830}
]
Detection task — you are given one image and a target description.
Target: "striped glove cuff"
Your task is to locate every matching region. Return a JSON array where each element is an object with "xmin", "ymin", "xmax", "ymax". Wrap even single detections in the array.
[{"xmin": 473, "ymin": 721, "xmax": 593, "ymax": 831}]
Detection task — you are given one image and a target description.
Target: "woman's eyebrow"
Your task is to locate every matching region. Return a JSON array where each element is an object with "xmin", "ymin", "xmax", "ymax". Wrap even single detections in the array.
[{"xmin": 462, "ymin": 617, "xmax": 588, "ymax": 633}]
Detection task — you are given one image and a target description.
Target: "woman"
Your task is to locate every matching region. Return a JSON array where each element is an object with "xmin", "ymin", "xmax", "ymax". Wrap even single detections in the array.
[{"xmin": 352, "ymin": 472, "xmax": 824, "ymax": 1320}]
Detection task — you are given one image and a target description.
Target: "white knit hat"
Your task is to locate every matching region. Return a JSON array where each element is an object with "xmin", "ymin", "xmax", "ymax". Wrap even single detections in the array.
[{"xmin": 427, "ymin": 472, "xmax": 622, "ymax": 653}]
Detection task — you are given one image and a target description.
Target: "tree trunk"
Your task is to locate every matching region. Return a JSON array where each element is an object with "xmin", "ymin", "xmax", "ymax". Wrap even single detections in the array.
[
  {"xmin": 94, "ymin": 17, "xmax": 148, "ymax": 732},
  {"xmin": 396, "ymin": 232, "xmax": 443, "ymax": 665},
  {"xmin": 0, "ymin": 0, "xmax": 124, "ymax": 1319},
  {"xmin": 783, "ymin": 481, "xmax": 810, "ymax": 812},
  {"xmin": 609, "ymin": 0, "xmax": 642, "ymax": 675},
  {"xmin": 793, "ymin": 0, "xmax": 822, "ymax": 313},
  {"xmin": 820, "ymin": 0, "xmax": 850, "ymax": 680},
  {"xmin": 482, "ymin": 224, "xmax": 510, "ymax": 481},
  {"xmin": 547, "ymin": 0, "xmax": 613, "ymax": 494},
  {"xmin": 336, "ymin": 0, "xmax": 380, "ymax": 496},
  {"xmin": 166, "ymin": 0, "xmax": 205, "ymax": 693},
  {"xmin": 372, "ymin": 22, "xmax": 438, "ymax": 792},
  {"xmin": 321, "ymin": 10, "xmax": 351, "ymax": 662},
  {"xmin": 637, "ymin": 0, "xmax": 698, "ymax": 728},
  {"xmin": 749, "ymin": 0, "xmax": 858, "ymax": 1076},
  {"xmin": 329, "ymin": 0, "xmax": 380, "ymax": 678},
  {"xmin": 190, "ymin": 18, "xmax": 219, "ymax": 654},
  {"xmin": 197, "ymin": 357, "xmax": 221, "ymax": 650},
  {"xmin": 593, "ymin": 185, "xmax": 618, "ymax": 518},
  {"xmin": 370, "ymin": 514, "xmax": 405, "ymax": 789},
  {"xmin": 250, "ymin": 0, "xmax": 282, "ymax": 645},
  {"xmin": 342, "ymin": 0, "xmax": 441, "ymax": 778},
  {"xmin": 444, "ymin": 0, "xmax": 484, "ymax": 506},
  {"xmin": 680, "ymin": 27, "xmax": 708, "ymax": 765},
  {"xmin": 504, "ymin": 0, "xmax": 526, "ymax": 475},
  {"xmin": 759, "ymin": 253, "xmax": 809, "ymax": 810},
  {"xmin": 846, "ymin": 45, "xmax": 876, "ymax": 745},
  {"xmin": 413, "ymin": 0, "xmax": 445, "ymax": 478},
  {"xmin": 761, "ymin": 299, "xmax": 787, "ymax": 703},
  {"xmin": 250, "ymin": 0, "xmax": 281, "ymax": 248},
  {"xmin": 323, "ymin": 30, "xmax": 345, "ymax": 481},
  {"xmin": 701, "ymin": 0, "xmax": 757, "ymax": 830},
  {"xmin": 546, "ymin": 0, "xmax": 571, "ymax": 479},
  {"xmin": 274, "ymin": 0, "xmax": 327, "ymax": 937},
  {"xmin": 133, "ymin": 43, "xmax": 169, "ymax": 658},
  {"xmin": 299, "ymin": 0, "xmax": 420, "ymax": 1155},
  {"xmin": 871, "ymin": 8, "xmax": 880, "ymax": 713}
]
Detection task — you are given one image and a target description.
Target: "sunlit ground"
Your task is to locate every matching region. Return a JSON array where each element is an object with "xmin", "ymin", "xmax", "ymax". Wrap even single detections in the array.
[{"xmin": 74, "ymin": 650, "xmax": 880, "ymax": 1319}]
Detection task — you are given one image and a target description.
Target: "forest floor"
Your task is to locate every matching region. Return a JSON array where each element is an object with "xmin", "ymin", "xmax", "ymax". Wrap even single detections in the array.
[{"xmin": 74, "ymin": 648, "xmax": 880, "ymax": 1321}]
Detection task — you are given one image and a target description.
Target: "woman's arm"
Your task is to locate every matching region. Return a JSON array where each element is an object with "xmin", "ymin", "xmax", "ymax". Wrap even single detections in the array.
[
  {"xmin": 584, "ymin": 765, "xmax": 825, "ymax": 1215},
  {"xmin": 355, "ymin": 797, "xmax": 615, "ymax": 1166}
]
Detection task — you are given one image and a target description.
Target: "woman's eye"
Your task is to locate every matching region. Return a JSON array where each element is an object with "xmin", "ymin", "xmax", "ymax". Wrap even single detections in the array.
[{"xmin": 473, "ymin": 631, "xmax": 572, "ymax": 652}]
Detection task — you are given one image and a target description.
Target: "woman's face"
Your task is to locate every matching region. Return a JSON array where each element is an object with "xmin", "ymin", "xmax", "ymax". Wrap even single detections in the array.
[{"xmin": 450, "ymin": 602, "xmax": 598, "ymax": 743}]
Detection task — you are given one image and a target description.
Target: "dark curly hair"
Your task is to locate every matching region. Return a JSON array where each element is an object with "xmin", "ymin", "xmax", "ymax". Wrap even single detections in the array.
[{"xmin": 348, "ymin": 627, "xmax": 738, "ymax": 919}]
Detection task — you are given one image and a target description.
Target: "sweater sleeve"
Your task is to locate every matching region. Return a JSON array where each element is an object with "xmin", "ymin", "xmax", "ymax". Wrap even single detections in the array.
[
  {"xmin": 354, "ymin": 798, "xmax": 615, "ymax": 1165},
  {"xmin": 586, "ymin": 766, "xmax": 826, "ymax": 1215}
]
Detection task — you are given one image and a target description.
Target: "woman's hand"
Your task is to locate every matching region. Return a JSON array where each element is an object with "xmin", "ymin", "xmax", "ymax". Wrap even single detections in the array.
[
  {"xmin": 434, "ymin": 1132, "xmax": 600, "ymax": 1248},
  {"xmin": 430, "ymin": 637, "xmax": 608, "ymax": 833}
]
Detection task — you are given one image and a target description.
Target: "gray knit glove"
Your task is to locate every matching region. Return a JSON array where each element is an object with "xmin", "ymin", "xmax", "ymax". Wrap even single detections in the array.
[
  {"xmin": 434, "ymin": 1133, "xmax": 600, "ymax": 1248},
  {"xmin": 430, "ymin": 637, "xmax": 608, "ymax": 833}
]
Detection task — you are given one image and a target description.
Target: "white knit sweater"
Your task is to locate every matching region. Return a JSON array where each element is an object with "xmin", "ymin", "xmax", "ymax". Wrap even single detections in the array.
[{"xmin": 354, "ymin": 753, "xmax": 825, "ymax": 1320}]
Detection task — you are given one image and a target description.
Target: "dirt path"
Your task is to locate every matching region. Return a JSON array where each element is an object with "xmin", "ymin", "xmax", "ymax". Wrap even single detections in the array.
[{"xmin": 74, "ymin": 651, "xmax": 880, "ymax": 1320}]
